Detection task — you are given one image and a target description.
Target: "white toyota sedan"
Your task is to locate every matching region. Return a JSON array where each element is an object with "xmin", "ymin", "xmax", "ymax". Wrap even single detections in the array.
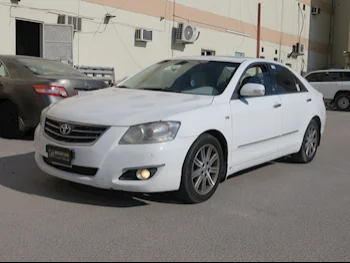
[{"xmin": 34, "ymin": 57, "xmax": 326, "ymax": 204}]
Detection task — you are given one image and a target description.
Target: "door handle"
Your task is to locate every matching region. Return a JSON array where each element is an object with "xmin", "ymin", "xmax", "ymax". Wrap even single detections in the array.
[
  {"xmin": 307, "ymin": 98, "xmax": 312, "ymax": 102},
  {"xmin": 274, "ymin": 103, "xmax": 282, "ymax": 108}
]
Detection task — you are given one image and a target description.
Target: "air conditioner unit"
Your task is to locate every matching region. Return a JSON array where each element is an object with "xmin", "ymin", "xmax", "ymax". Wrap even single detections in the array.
[
  {"xmin": 296, "ymin": 42, "xmax": 305, "ymax": 55},
  {"xmin": 58, "ymin": 15, "xmax": 82, "ymax": 32},
  {"xmin": 295, "ymin": 42, "xmax": 305, "ymax": 55},
  {"xmin": 176, "ymin": 23, "xmax": 198, "ymax": 44},
  {"xmin": 311, "ymin": 7, "xmax": 321, "ymax": 15},
  {"xmin": 135, "ymin": 29, "xmax": 153, "ymax": 42}
]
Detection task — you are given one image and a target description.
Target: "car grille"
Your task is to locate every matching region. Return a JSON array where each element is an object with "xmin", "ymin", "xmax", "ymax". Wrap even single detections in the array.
[
  {"xmin": 43, "ymin": 157, "xmax": 98, "ymax": 176},
  {"xmin": 44, "ymin": 117, "xmax": 109, "ymax": 144}
]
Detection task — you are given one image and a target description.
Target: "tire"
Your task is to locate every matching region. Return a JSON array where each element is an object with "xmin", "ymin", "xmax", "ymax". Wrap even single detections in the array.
[
  {"xmin": 335, "ymin": 93, "xmax": 350, "ymax": 111},
  {"xmin": 0, "ymin": 101, "xmax": 23, "ymax": 139},
  {"xmin": 178, "ymin": 133, "xmax": 225, "ymax": 204},
  {"xmin": 325, "ymin": 101, "xmax": 336, "ymax": 111},
  {"xmin": 291, "ymin": 119, "xmax": 320, "ymax": 163}
]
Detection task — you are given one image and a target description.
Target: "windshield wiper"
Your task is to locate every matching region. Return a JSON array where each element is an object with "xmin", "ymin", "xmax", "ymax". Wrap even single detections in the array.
[{"xmin": 116, "ymin": 85, "xmax": 129, "ymax": 89}]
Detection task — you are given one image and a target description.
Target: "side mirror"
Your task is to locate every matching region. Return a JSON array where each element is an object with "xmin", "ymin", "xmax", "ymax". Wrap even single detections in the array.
[{"xmin": 240, "ymin": 83, "xmax": 265, "ymax": 97}]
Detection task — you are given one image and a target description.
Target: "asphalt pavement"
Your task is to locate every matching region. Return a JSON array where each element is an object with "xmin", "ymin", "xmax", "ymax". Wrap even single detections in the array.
[{"xmin": 0, "ymin": 111, "xmax": 349, "ymax": 262}]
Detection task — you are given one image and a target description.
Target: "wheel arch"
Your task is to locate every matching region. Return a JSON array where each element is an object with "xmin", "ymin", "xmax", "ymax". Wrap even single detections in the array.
[
  {"xmin": 0, "ymin": 97, "xmax": 9, "ymax": 105},
  {"xmin": 0, "ymin": 95, "xmax": 16, "ymax": 107},
  {"xmin": 198, "ymin": 129, "xmax": 229, "ymax": 182},
  {"xmin": 334, "ymin": 90, "xmax": 350, "ymax": 100},
  {"xmin": 0, "ymin": 97, "xmax": 21, "ymax": 119},
  {"xmin": 311, "ymin": 115, "xmax": 322, "ymax": 146}
]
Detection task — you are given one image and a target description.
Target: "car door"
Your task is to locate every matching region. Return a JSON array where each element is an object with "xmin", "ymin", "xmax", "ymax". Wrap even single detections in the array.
[
  {"xmin": 320, "ymin": 71, "xmax": 343, "ymax": 100},
  {"xmin": 269, "ymin": 63, "xmax": 312, "ymax": 152},
  {"xmin": 340, "ymin": 71, "xmax": 350, "ymax": 91},
  {"xmin": 305, "ymin": 71, "xmax": 323, "ymax": 91},
  {"xmin": 229, "ymin": 63, "xmax": 282, "ymax": 166}
]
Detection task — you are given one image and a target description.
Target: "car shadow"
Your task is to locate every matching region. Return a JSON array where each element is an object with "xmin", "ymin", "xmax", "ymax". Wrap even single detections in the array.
[
  {"xmin": 0, "ymin": 131, "xmax": 35, "ymax": 141},
  {"xmin": 272, "ymin": 156, "xmax": 301, "ymax": 164},
  {"xmin": 226, "ymin": 161, "xmax": 275, "ymax": 180},
  {"xmin": 0, "ymin": 152, "xmax": 151, "ymax": 208},
  {"xmin": 0, "ymin": 152, "xmax": 296, "ymax": 207},
  {"xmin": 22, "ymin": 131, "xmax": 35, "ymax": 141}
]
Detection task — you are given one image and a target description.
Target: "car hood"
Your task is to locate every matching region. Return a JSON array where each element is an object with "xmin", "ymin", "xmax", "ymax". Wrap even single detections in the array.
[{"xmin": 47, "ymin": 88, "xmax": 214, "ymax": 126}]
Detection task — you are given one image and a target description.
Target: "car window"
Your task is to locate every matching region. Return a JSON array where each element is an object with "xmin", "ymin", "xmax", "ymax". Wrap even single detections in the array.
[
  {"xmin": 0, "ymin": 62, "xmax": 9, "ymax": 78},
  {"xmin": 322, "ymin": 72, "xmax": 341, "ymax": 82},
  {"xmin": 120, "ymin": 60, "xmax": 241, "ymax": 96},
  {"xmin": 294, "ymin": 75, "xmax": 308, "ymax": 92},
  {"xmin": 16, "ymin": 58, "xmax": 87, "ymax": 77},
  {"xmin": 239, "ymin": 64, "xmax": 275, "ymax": 96},
  {"xmin": 305, "ymin": 73, "xmax": 323, "ymax": 82},
  {"xmin": 270, "ymin": 64, "xmax": 299, "ymax": 94},
  {"xmin": 341, "ymin": 72, "xmax": 350, "ymax": 82}
]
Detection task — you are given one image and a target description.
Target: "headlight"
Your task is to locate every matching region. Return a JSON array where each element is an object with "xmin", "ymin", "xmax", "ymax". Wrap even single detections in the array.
[{"xmin": 119, "ymin": 121, "xmax": 181, "ymax": 144}]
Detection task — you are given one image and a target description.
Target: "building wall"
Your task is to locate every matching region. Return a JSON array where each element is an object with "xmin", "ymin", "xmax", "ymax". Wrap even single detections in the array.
[
  {"xmin": 0, "ymin": 0, "xmax": 332, "ymax": 79},
  {"xmin": 331, "ymin": 0, "xmax": 350, "ymax": 68}
]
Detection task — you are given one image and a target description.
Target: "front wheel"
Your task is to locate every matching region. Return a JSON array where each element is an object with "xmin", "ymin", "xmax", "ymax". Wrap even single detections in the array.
[
  {"xmin": 178, "ymin": 134, "xmax": 225, "ymax": 204},
  {"xmin": 292, "ymin": 119, "xmax": 320, "ymax": 163}
]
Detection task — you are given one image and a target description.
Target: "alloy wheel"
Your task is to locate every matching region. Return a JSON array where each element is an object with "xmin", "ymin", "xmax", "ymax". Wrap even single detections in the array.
[
  {"xmin": 305, "ymin": 125, "xmax": 318, "ymax": 158},
  {"xmin": 191, "ymin": 144, "xmax": 220, "ymax": 195}
]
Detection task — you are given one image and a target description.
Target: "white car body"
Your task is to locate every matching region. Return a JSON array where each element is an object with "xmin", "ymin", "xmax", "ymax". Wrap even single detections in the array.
[
  {"xmin": 304, "ymin": 69, "xmax": 350, "ymax": 110},
  {"xmin": 34, "ymin": 57, "xmax": 326, "ymax": 200}
]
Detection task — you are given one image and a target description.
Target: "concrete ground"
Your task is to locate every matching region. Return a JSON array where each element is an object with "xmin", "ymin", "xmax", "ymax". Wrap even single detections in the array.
[{"xmin": 0, "ymin": 111, "xmax": 349, "ymax": 262}]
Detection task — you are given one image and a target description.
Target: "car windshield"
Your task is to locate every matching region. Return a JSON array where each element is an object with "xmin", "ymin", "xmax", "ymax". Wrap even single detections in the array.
[
  {"xmin": 16, "ymin": 58, "xmax": 87, "ymax": 77},
  {"xmin": 119, "ymin": 60, "xmax": 241, "ymax": 96}
]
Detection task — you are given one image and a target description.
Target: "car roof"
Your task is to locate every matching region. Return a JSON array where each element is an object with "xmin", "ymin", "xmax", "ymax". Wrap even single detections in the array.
[
  {"xmin": 305, "ymin": 69, "xmax": 350, "ymax": 75},
  {"xmin": 0, "ymin": 54, "xmax": 285, "ymax": 66},
  {"xmin": 0, "ymin": 54, "xmax": 49, "ymax": 60},
  {"xmin": 171, "ymin": 56, "xmax": 274, "ymax": 64}
]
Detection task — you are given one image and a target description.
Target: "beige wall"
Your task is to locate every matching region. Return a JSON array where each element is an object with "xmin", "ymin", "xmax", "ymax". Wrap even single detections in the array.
[
  {"xmin": 331, "ymin": 0, "xmax": 350, "ymax": 68},
  {"xmin": 176, "ymin": 0, "xmax": 331, "ymax": 44},
  {"xmin": 0, "ymin": 0, "xmax": 332, "ymax": 79}
]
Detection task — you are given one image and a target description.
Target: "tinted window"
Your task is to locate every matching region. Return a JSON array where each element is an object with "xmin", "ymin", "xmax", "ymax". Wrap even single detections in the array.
[
  {"xmin": 16, "ymin": 58, "xmax": 87, "ymax": 77},
  {"xmin": 306, "ymin": 73, "xmax": 323, "ymax": 82},
  {"xmin": 0, "ymin": 62, "xmax": 9, "ymax": 78},
  {"xmin": 270, "ymin": 64, "xmax": 298, "ymax": 94},
  {"xmin": 342, "ymin": 72, "xmax": 350, "ymax": 81},
  {"xmin": 121, "ymin": 60, "xmax": 240, "ymax": 96},
  {"xmin": 323, "ymin": 72, "xmax": 341, "ymax": 82},
  {"xmin": 239, "ymin": 64, "xmax": 275, "ymax": 96}
]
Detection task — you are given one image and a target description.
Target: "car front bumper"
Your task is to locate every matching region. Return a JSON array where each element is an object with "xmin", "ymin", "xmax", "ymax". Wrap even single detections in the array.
[{"xmin": 34, "ymin": 123, "xmax": 195, "ymax": 193}]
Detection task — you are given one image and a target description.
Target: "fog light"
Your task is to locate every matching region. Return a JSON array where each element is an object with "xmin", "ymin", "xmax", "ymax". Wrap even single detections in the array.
[
  {"xmin": 119, "ymin": 167, "xmax": 159, "ymax": 181},
  {"xmin": 136, "ymin": 169, "xmax": 151, "ymax": 180}
]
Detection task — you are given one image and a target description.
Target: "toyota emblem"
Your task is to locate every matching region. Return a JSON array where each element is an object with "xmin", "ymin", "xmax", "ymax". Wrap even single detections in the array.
[{"xmin": 59, "ymin": 124, "xmax": 72, "ymax": 135}]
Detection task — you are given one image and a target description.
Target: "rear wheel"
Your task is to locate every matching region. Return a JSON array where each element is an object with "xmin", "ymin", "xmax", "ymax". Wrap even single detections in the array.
[
  {"xmin": 178, "ymin": 134, "xmax": 225, "ymax": 204},
  {"xmin": 292, "ymin": 119, "xmax": 320, "ymax": 163},
  {"xmin": 0, "ymin": 101, "xmax": 23, "ymax": 139},
  {"xmin": 335, "ymin": 93, "xmax": 350, "ymax": 111}
]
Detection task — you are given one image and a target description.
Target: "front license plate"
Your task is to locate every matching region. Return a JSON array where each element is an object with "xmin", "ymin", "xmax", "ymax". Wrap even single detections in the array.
[{"xmin": 46, "ymin": 145, "xmax": 74, "ymax": 167}]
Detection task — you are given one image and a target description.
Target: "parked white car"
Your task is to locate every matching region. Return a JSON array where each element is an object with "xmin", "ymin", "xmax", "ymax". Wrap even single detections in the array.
[
  {"xmin": 34, "ymin": 57, "xmax": 326, "ymax": 203},
  {"xmin": 304, "ymin": 69, "xmax": 350, "ymax": 111}
]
